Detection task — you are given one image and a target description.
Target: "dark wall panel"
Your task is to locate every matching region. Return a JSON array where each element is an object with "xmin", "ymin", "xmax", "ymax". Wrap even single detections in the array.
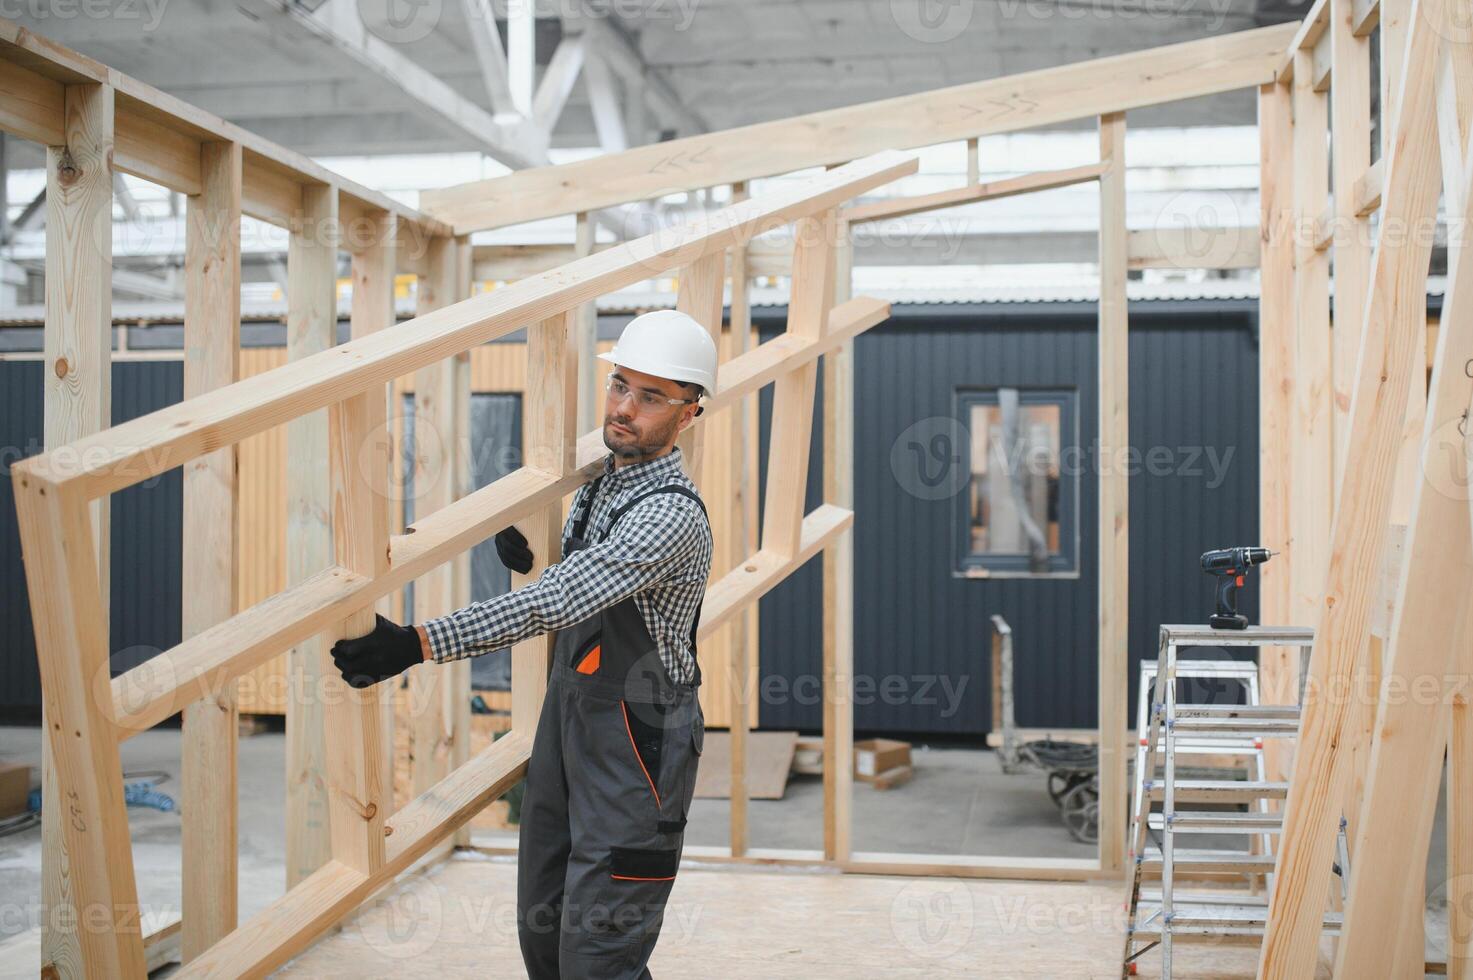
[
  {"xmin": 0, "ymin": 361, "xmax": 183, "ymax": 709},
  {"xmin": 754, "ymin": 306, "xmax": 1259, "ymax": 737}
]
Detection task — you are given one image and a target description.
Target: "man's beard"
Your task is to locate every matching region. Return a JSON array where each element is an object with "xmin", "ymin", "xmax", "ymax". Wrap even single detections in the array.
[{"xmin": 603, "ymin": 411, "xmax": 680, "ymax": 459}]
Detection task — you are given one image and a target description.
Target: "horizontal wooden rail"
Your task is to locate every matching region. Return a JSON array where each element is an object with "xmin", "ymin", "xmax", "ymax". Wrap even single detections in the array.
[
  {"xmin": 698, "ymin": 504, "xmax": 853, "ymax": 639},
  {"xmin": 17, "ymin": 154, "xmax": 915, "ymax": 503},
  {"xmin": 422, "ymin": 24, "xmax": 1294, "ymax": 233},
  {"xmin": 842, "ymin": 162, "xmax": 1107, "ymax": 224},
  {"xmin": 175, "ymin": 731, "xmax": 533, "ymax": 978},
  {"xmin": 110, "ymin": 295, "xmax": 892, "ymax": 736}
]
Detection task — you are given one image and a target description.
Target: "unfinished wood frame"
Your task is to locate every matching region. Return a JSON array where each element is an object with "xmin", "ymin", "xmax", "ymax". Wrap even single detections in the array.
[
  {"xmin": 12, "ymin": 153, "xmax": 916, "ymax": 978},
  {"xmin": 1257, "ymin": 0, "xmax": 1472, "ymax": 972}
]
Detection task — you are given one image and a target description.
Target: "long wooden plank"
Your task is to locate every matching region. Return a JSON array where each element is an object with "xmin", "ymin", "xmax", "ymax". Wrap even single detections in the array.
[
  {"xmin": 726, "ymin": 187, "xmax": 755, "ymax": 858},
  {"xmin": 1257, "ymin": 81, "xmax": 1298, "ymax": 785},
  {"xmin": 39, "ymin": 79, "xmax": 115, "ymax": 980},
  {"xmin": 111, "ymin": 294, "xmax": 892, "ymax": 737},
  {"xmin": 1096, "ymin": 112, "xmax": 1128, "ymax": 875},
  {"xmin": 283, "ymin": 185, "xmax": 338, "ymax": 888},
  {"xmin": 176, "ymin": 731, "xmax": 533, "ymax": 979},
  {"xmin": 179, "ymin": 139, "xmax": 243, "ymax": 962},
  {"xmin": 842, "ymin": 162, "xmax": 1106, "ymax": 224},
  {"xmin": 1256, "ymin": 0, "xmax": 1449, "ymax": 970},
  {"xmin": 422, "ymin": 25, "xmax": 1295, "ymax": 233},
  {"xmin": 19, "ymin": 153, "xmax": 918, "ymax": 501},
  {"xmin": 1331, "ymin": 119, "xmax": 1473, "ymax": 980}
]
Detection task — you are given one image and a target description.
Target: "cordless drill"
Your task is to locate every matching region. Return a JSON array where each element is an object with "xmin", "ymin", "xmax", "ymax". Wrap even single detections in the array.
[{"xmin": 1200, "ymin": 547, "xmax": 1276, "ymax": 630}]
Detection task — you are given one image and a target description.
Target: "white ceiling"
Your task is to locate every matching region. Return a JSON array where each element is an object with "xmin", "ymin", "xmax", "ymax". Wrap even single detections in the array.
[{"xmin": 2, "ymin": 0, "xmax": 1303, "ymax": 165}]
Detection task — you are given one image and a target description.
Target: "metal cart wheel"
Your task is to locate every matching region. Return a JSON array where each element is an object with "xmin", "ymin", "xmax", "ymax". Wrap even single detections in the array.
[{"xmin": 1060, "ymin": 774, "xmax": 1099, "ymax": 844}]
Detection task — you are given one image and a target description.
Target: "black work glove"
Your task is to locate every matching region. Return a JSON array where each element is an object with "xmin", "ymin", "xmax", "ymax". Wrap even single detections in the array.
[
  {"xmin": 495, "ymin": 525, "xmax": 534, "ymax": 575},
  {"xmin": 330, "ymin": 614, "xmax": 424, "ymax": 689}
]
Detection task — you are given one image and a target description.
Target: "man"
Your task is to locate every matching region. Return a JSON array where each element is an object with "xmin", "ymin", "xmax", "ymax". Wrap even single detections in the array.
[{"xmin": 331, "ymin": 308, "xmax": 718, "ymax": 979}]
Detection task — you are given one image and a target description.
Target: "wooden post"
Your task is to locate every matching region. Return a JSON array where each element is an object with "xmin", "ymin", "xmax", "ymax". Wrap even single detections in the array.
[
  {"xmin": 37, "ymin": 80, "xmax": 130, "ymax": 979},
  {"xmin": 674, "ymin": 249, "xmax": 725, "ymax": 490},
  {"xmin": 1257, "ymin": 80, "xmax": 1298, "ymax": 786},
  {"xmin": 285, "ymin": 184, "xmax": 337, "ymax": 888},
  {"xmin": 1330, "ymin": 0, "xmax": 1373, "ymax": 493},
  {"xmin": 450, "ymin": 236, "xmax": 474, "ymax": 848},
  {"xmin": 573, "ymin": 211, "xmax": 597, "ymax": 434},
  {"xmin": 822, "ymin": 219, "xmax": 855, "ymax": 863},
  {"xmin": 1332, "ymin": 130, "xmax": 1473, "ymax": 980},
  {"xmin": 762, "ymin": 209, "xmax": 836, "ymax": 560},
  {"xmin": 180, "ymin": 139, "xmax": 243, "ymax": 961},
  {"xmin": 1289, "ymin": 48, "xmax": 1333, "ymax": 643},
  {"xmin": 1257, "ymin": 0, "xmax": 1448, "ymax": 969},
  {"xmin": 727, "ymin": 182, "xmax": 754, "ymax": 858},
  {"xmin": 321, "ymin": 204, "xmax": 396, "ymax": 876},
  {"xmin": 1096, "ymin": 111, "xmax": 1128, "ymax": 875},
  {"xmin": 409, "ymin": 235, "xmax": 456, "ymax": 803},
  {"xmin": 511, "ymin": 308, "xmax": 579, "ymax": 735}
]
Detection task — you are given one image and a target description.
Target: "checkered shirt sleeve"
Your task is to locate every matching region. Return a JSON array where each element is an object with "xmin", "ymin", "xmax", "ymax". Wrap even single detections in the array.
[{"xmin": 420, "ymin": 486, "xmax": 708, "ymax": 675}]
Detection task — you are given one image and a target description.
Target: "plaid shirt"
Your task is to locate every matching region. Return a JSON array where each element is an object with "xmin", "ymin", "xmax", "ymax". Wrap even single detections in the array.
[{"xmin": 422, "ymin": 447, "xmax": 712, "ymax": 685}]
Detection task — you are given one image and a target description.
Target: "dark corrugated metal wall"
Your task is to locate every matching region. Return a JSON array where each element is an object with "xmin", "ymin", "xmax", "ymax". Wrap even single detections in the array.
[
  {"xmin": 0, "ymin": 362, "xmax": 183, "ymax": 709},
  {"xmin": 755, "ymin": 306, "xmax": 1259, "ymax": 736}
]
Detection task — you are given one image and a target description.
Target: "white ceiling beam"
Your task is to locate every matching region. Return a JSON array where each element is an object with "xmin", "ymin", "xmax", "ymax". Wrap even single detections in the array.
[
  {"xmin": 459, "ymin": 0, "xmax": 518, "ymax": 118},
  {"xmin": 575, "ymin": 13, "xmax": 707, "ymax": 137},
  {"xmin": 532, "ymin": 35, "xmax": 586, "ymax": 133},
  {"xmin": 584, "ymin": 54, "xmax": 628, "ymax": 153},
  {"xmin": 238, "ymin": 0, "xmax": 545, "ymax": 170},
  {"xmin": 508, "ymin": 0, "xmax": 536, "ymax": 117}
]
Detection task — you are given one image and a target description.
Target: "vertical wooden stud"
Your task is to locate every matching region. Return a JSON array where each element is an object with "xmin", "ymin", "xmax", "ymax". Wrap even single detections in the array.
[
  {"xmin": 180, "ymin": 139, "xmax": 243, "ymax": 961},
  {"xmin": 1096, "ymin": 111, "xmax": 1128, "ymax": 875},
  {"xmin": 285, "ymin": 183, "xmax": 335, "ymax": 888}
]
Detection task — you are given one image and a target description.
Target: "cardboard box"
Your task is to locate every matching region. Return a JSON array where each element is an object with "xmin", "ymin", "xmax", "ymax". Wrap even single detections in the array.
[
  {"xmin": 0, "ymin": 763, "xmax": 31, "ymax": 819},
  {"xmin": 853, "ymin": 739, "xmax": 911, "ymax": 781}
]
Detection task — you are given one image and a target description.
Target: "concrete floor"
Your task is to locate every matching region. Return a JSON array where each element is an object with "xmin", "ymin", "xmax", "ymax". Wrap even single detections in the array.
[{"xmin": 0, "ymin": 723, "xmax": 1458, "ymax": 973}]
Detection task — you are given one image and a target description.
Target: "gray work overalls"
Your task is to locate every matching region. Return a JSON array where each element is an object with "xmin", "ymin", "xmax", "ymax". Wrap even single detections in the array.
[{"xmin": 517, "ymin": 474, "xmax": 707, "ymax": 979}]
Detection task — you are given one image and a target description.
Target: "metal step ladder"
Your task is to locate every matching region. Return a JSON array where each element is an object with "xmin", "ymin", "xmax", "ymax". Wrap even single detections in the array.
[{"xmin": 1121, "ymin": 625, "xmax": 1350, "ymax": 978}]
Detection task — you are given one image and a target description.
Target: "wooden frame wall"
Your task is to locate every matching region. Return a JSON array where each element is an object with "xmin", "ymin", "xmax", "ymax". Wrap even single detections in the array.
[
  {"xmin": 11, "ymin": 141, "xmax": 916, "ymax": 977},
  {"xmin": 1256, "ymin": 0, "xmax": 1473, "ymax": 975}
]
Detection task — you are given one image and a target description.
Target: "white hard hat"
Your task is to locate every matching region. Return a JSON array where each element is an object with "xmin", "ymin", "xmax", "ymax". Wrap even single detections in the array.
[{"xmin": 598, "ymin": 309, "xmax": 718, "ymax": 394}]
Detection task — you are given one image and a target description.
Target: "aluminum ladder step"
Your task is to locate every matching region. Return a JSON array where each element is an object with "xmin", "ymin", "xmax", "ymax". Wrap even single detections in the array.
[
  {"xmin": 1174, "ymin": 704, "xmax": 1301, "ymax": 721},
  {"xmin": 1145, "ymin": 779, "xmax": 1288, "ymax": 803},
  {"xmin": 1169, "ymin": 716, "xmax": 1300, "ymax": 737},
  {"xmin": 1148, "ymin": 810, "xmax": 1283, "ymax": 834},
  {"xmin": 1139, "ymin": 847, "xmax": 1277, "ymax": 874},
  {"xmin": 1131, "ymin": 900, "xmax": 1342, "ymax": 940}
]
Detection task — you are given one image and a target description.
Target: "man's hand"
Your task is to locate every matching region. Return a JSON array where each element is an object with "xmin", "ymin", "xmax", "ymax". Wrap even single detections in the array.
[
  {"xmin": 331, "ymin": 614, "xmax": 426, "ymax": 689},
  {"xmin": 495, "ymin": 526, "xmax": 534, "ymax": 575}
]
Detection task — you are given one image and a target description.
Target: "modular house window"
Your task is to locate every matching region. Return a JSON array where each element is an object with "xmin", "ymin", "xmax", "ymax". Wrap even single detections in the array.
[{"xmin": 958, "ymin": 388, "xmax": 1077, "ymax": 576}]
